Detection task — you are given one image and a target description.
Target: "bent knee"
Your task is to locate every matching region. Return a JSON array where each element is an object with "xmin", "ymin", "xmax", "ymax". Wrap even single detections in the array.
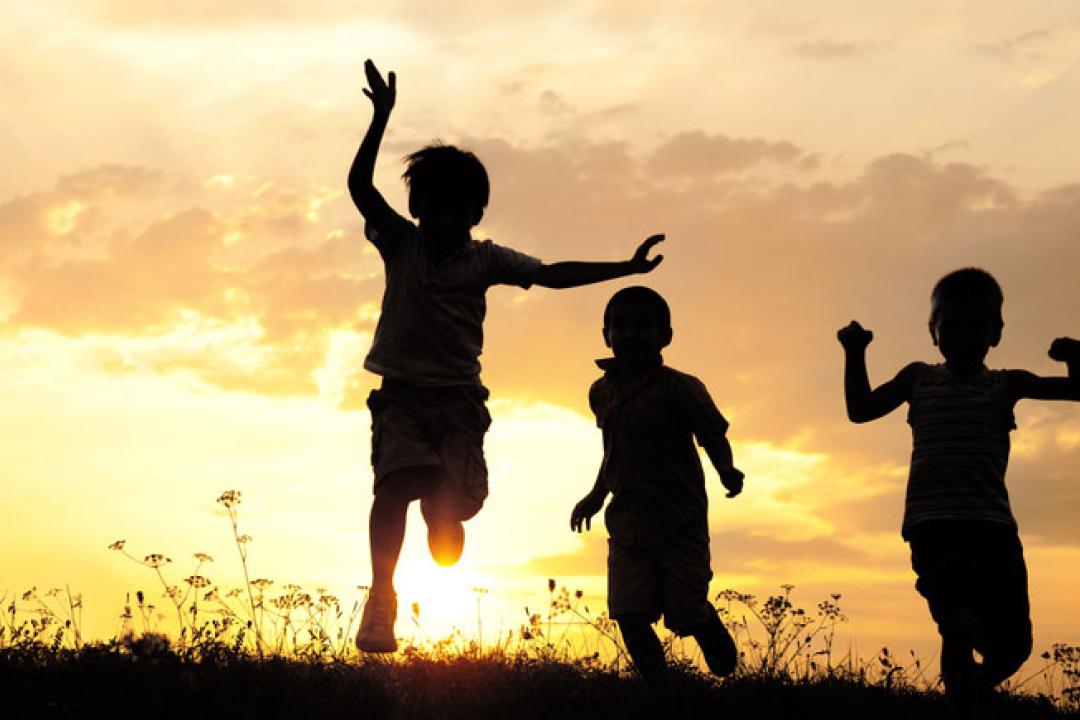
[{"xmin": 615, "ymin": 612, "xmax": 661, "ymax": 632}]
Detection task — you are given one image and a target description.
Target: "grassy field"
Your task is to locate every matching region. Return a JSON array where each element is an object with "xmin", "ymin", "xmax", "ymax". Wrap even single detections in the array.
[
  {"xmin": 1, "ymin": 644, "xmax": 1076, "ymax": 720},
  {"xmin": 3, "ymin": 490, "xmax": 1078, "ymax": 718}
]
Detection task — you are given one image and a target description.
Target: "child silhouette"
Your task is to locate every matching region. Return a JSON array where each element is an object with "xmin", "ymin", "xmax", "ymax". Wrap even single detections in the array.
[
  {"xmin": 838, "ymin": 268, "xmax": 1080, "ymax": 711},
  {"xmin": 571, "ymin": 286, "xmax": 743, "ymax": 688},
  {"xmin": 349, "ymin": 60, "xmax": 666, "ymax": 653}
]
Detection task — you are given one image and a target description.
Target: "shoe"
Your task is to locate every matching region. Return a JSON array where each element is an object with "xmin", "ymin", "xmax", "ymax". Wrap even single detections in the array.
[
  {"xmin": 356, "ymin": 589, "xmax": 398, "ymax": 653},
  {"xmin": 421, "ymin": 497, "xmax": 465, "ymax": 567},
  {"xmin": 697, "ymin": 613, "xmax": 738, "ymax": 677}
]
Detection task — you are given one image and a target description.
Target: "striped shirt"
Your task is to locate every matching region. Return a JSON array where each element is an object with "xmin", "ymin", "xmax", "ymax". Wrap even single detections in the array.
[{"xmin": 903, "ymin": 363, "xmax": 1017, "ymax": 538}]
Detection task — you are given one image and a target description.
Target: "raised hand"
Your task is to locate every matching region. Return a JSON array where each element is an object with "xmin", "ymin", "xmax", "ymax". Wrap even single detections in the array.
[
  {"xmin": 720, "ymin": 467, "xmax": 744, "ymax": 499},
  {"xmin": 628, "ymin": 234, "xmax": 665, "ymax": 274},
  {"xmin": 837, "ymin": 320, "xmax": 874, "ymax": 352},
  {"xmin": 1049, "ymin": 337, "xmax": 1080, "ymax": 362},
  {"xmin": 570, "ymin": 492, "xmax": 605, "ymax": 533},
  {"xmin": 363, "ymin": 59, "xmax": 396, "ymax": 116}
]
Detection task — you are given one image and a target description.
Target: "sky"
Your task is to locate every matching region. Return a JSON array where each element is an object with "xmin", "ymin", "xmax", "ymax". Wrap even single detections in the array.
[{"xmin": 3, "ymin": 1, "xmax": 1080, "ymax": 668}]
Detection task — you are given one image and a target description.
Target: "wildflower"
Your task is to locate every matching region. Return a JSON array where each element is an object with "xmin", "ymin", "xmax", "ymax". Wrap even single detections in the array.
[
  {"xmin": 548, "ymin": 578, "xmax": 556, "ymax": 592},
  {"xmin": 143, "ymin": 554, "xmax": 171, "ymax": 568},
  {"xmin": 251, "ymin": 578, "xmax": 273, "ymax": 591},
  {"xmin": 194, "ymin": 552, "xmax": 214, "ymax": 563},
  {"xmin": 184, "ymin": 575, "xmax": 211, "ymax": 589},
  {"xmin": 217, "ymin": 490, "xmax": 241, "ymax": 508},
  {"xmin": 237, "ymin": 534, "xmax": 253, "ymax": 545},
  {"xmin": 108, "ymin": 540, "xmax": 126, "ymax": 551}
]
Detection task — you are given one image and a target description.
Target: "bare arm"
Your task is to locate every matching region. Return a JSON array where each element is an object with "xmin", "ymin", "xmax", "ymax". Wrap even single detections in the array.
[
  {"xmin": 838, "ymin": 321, "xmax": 915, "ymax": 423},
  {"xmin": 535, "ymin": 234, "xmax": 664, "ymax": 289},
  {"xmin": 347, "ymin": 61, "xmax": 400, "ymax": 250},
  {"xmin": 1008, "ymin": 338, "xmax": 1080, "ymax": 402},
  {"xmin": 570, "ymin": 470, "xmax": 609, "ymax": 533},
  {"xmin": 701, "ymin": 435, "xmax": 744, "ymax": 498}
]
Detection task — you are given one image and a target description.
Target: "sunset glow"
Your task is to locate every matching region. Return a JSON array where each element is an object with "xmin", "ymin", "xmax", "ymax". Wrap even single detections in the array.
[{"xmin": 3, "ymin": 2, "xmax": 1080, "ymax": 673}]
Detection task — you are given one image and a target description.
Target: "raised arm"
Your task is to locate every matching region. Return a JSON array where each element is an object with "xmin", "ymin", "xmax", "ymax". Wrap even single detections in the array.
[
  {"xmin": 1008, "ymin": 337, "xmax": 1080, "ymax": 402},
  {"xmin": 347, "ymin": 60, "xmax": 398, "ymax": 229},
  {"xmin": 838, "ymin": 321, "xmax": 915, "ymax": 423},
  {"xmin": 535, "ymin": 234, "xmax": 664, "ymax": 289}
]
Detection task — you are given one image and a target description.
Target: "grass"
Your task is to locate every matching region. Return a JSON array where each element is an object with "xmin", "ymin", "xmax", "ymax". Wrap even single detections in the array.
[{"xmin": 2, "ymin": 490, "xmax": 1079, "ymax": 719}]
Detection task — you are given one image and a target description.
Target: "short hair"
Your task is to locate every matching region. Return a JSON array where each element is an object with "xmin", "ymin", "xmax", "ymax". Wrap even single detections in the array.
[
  {"xmin": 930, "ymin": 267, "xmax": 1004, "ymax": 328},
  {"xmin": 603, "ymin": 286, "xmax": 672, "ymax": 330},
  {"xmin": 403, "ymin": 143, "xmax": 489, "ymax": 220}
]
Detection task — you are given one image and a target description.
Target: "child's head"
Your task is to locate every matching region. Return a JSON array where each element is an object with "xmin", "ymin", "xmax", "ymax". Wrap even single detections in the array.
[
  {"xmin": 603, "ymin": 286, "xmax": 673, "ymax": 362},
  {"xmin": 929, "ymin": 267, "xmax": 1004, "ymax": 366},
  {"xmin": 403, "ymin": 144, "xmax": 489, "ymax": 233}
]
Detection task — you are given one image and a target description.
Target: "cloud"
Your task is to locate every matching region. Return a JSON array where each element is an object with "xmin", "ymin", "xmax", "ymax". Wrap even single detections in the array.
[
  {"xmin": 973, "ymin": 29, "xmax": 1052, "ymax": 61},
  {"xmin": 647, "ymin": 131, "xmax": 810, "ymax": 177},
  {"xmin": 6, "ymin": 136, "xmax": 1080, "ymax": 557},
  {"xmin": 794, "ymin": 39, "xmax": 868, "ymax": 62},
  {"xmin": 0, "ymin": 165, "xmax": 380, "ymax": 396}
]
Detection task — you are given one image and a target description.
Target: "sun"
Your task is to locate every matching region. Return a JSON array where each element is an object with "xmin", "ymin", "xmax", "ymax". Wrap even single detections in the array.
[{"xmin": 390, "ymin": 549, "xmax": 494, "ymax": 641}]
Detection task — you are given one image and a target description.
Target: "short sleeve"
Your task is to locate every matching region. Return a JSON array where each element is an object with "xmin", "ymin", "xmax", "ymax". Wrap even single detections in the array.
[
  {"xmin": 680, "ymin": 374, "xmax": 729, "ymax": 443},
  {"xmin": 364, "ymin": 206, "xmax": 414, "ymax": 262},
  {"xmin": 588, "ymin": 379, "xmax": 606, "ymax": 428},
  {"xmin": 483, "ymin": 240, "xmax": 542, "ymax": 289}
]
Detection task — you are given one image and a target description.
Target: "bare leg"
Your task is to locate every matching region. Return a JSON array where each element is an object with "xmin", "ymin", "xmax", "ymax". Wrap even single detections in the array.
[
  {"xmin": 691, "ymin": 610, "xmax": 737, "ymax": 676},
  {"xmin": 368, "ymin": 468, "xmax": 438, "ymax": 595},
  {"xmin": 618, "ymin": 617, "xmax": 667, "ymax": 689}
]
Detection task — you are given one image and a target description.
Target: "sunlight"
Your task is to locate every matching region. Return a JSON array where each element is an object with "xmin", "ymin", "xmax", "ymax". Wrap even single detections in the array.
[
  {"xmin": 391, "ymin": 558, "xmax": 494, "ymax": 641},
  {"xmin": 46, "ymin": 199, "xmax": 86, "ymax": 235}
]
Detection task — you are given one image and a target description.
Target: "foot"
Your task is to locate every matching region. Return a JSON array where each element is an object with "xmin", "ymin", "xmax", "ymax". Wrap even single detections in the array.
[
  {"xmin": 421, "ymin": 497, "xmax": 465, "ymax": 567},
  {"xmin": 426, "ymin": 517, "xmax": 464, "ymax": 567},
  {"xmin": 696, "ymin": 614, "xmax": 738, "ymax": 677},
  {"xmin": 356, "ymin": 589, "xmax": 397, "ymax": 653}
]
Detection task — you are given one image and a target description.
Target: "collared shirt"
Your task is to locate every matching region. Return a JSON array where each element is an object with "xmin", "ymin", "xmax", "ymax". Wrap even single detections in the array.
[
  {"xmin": 591, "ymin": 357, "xmax": 730, "ymax": 546},
  {"xmin": 363, "ymin": 210, "xmax": 542, "ymax": 386},
  {"xmin": 903, "ymin": 362, "xmax": 1017, "ymax": 538}
]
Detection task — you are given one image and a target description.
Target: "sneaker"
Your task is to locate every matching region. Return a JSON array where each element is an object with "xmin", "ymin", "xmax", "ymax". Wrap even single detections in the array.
[
  {"xmin": 696, "ymin": 613, "xmax": 738, "ymax": 677},
  {"xmin": 356, "ymin": 590, "xmax": 398, "ymax": 653},
  {"xmin": 421, "ymin": 497, "xmax": 465, "ymax": 567}
]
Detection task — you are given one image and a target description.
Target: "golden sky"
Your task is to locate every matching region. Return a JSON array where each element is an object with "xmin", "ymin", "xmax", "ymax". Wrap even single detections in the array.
[{"xmin": 3, "ymin": 1, "xmax": 1080, "ymax": 663}]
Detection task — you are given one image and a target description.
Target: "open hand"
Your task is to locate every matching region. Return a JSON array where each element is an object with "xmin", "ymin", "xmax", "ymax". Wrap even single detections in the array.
[
  {"xmin": 570, "ymin": 492, "xmax": 605, "ymax": 533},
  {"xmin": 1049, "ymin": 337, "xmax": 1080, "ymax": 362},
  {"xmin": 629, "ymin": 234, "xmax": 664, "ymax": 274},
  {"xmin": 720, "ymin": 468, "xmax": 744, "ymax": 498},
  {"xmin": 837, "ymin": 320, "xmax": 873, "ymax": 352},
  {"xmin": 363, "ymin": 59, "xmax": 396, "ymax": 115}
]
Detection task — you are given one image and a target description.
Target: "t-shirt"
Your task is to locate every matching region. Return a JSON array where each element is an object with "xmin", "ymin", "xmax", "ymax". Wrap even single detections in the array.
[
  {"xmin": 363, "ymin": 210, "xmax": 542, "ymax": 386},
  {"xmin": 903, "ymin": 362, "xmax": 1017, "ymax": 538},
  {"xmin": 590, "ymin": 359, "xmax": 730, "ymax": 547}
]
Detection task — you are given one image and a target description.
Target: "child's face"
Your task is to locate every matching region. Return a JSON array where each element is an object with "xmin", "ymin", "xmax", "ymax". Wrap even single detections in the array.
[
  {"xmin": 413, "ymin": 192, "xmax": 479, "ymax": 240},
  {"xmin": 929, "ymin": 299, "xmax": 1000, "ymax": 368},
  {"xmin": 603, "ymin": 301, "xmax": 671, "ymax": 363}
]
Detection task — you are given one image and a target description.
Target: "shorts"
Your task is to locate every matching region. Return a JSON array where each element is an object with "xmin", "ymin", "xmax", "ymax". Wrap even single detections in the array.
[
  {"xmin": 368, "ymin": 379, "xmax": 492, "ymax": 522},
  {"xmin": 908, "ymin": 520, "xmax": 1032, "ymax": 655},
  {"xmin": 607, "ymin": 530, "xmax": 714, "ymax": 636}
]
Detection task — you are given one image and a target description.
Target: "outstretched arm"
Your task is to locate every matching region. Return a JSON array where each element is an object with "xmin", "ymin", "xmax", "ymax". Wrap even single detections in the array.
[
  {"xmin": 535, "ymin": 234, "xmax": 664, "ymax": 289},
  {"xmin": 347, "ymin": 60, "xmax": 398, "ymax": 232},
  {"xmin": 838, "ymin": 321, "xmax": 914, "ymax": 423},
  {"xmin": 1009, "ymin": 338, "xmax": 1080, "ymax": 402}
]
